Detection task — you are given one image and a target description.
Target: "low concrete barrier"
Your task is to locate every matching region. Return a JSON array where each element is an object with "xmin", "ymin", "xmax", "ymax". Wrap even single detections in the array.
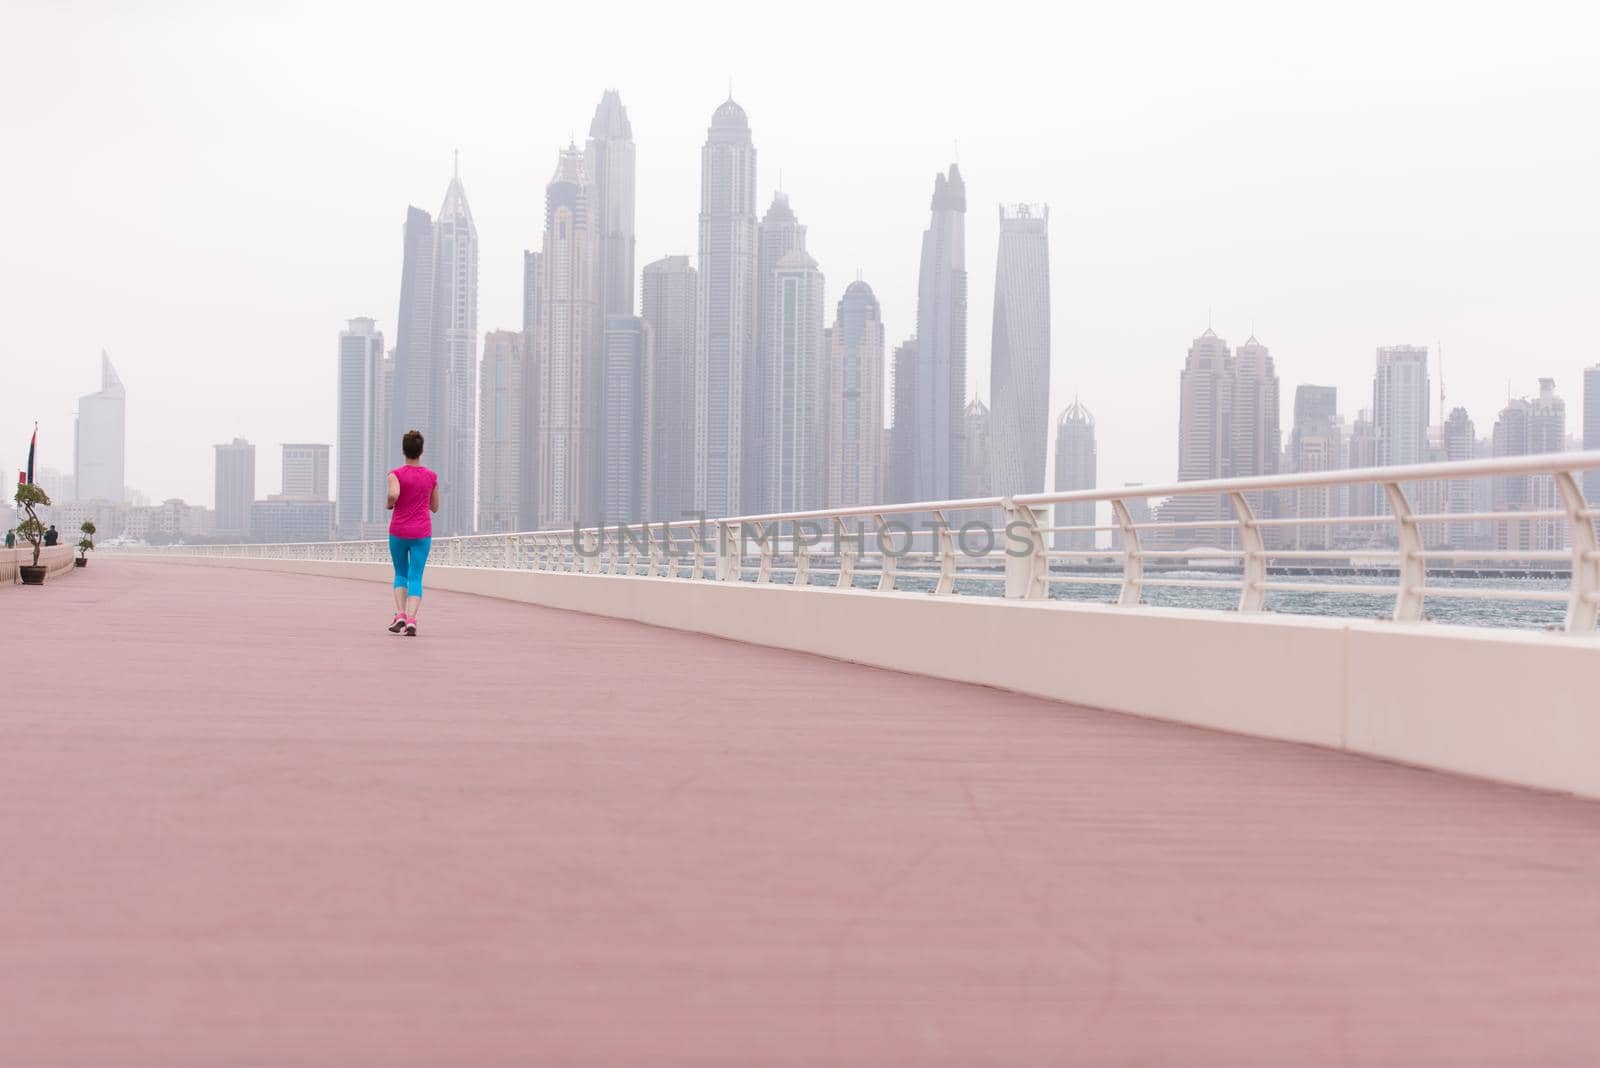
[
  {"xmin": 135, "ymin": 554, "xmax": 1600, "ymax": 799},
  {"xmin": 1, "ymin": 545, "xmax": 79, "ymax": 584}
]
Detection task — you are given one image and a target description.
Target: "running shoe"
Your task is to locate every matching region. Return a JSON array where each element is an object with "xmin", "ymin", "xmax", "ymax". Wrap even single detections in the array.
[
  {"xmin": 404, "ymin": 617, "xmax": 418, "ymax": 637},
  {"xmin": 388, "ymin": 613, "xmax": 407, "ymax": 633}
]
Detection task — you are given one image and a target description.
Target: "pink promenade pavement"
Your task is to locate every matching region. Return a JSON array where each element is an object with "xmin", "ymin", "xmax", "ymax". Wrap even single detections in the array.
[{"xmin": 4, "ymin": 560, "xmax": 1600, "ymax": 1065}]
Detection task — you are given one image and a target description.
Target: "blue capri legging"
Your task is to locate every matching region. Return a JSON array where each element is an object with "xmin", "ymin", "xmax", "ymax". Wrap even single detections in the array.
[{"xmin": 389, "ymin": 535, "xmax": 432, "ymax": 598}]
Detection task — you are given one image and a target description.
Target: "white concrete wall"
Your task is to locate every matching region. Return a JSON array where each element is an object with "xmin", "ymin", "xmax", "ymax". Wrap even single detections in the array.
[
  {"xmin": 2, "ymin": 544, "xmax": 80, "ymax": 583},
  {"xmin": 137, "ymin": 555, "xmax": 1600, "ymax": 799}
]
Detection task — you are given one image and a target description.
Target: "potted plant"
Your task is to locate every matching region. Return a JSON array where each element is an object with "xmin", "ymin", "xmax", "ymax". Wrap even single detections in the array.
[
  {"xmin": 13, "ymin": 482, "xmax": 52, "ymax": 585},
  {"xmin": 76, "ymin": 519, "xmax": 96, "ymax": 567}
]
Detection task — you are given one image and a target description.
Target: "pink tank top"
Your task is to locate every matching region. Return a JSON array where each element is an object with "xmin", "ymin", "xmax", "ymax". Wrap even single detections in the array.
[{"xmin": 389, "ymin": 465, "xmax": 437, "ymax": 538}]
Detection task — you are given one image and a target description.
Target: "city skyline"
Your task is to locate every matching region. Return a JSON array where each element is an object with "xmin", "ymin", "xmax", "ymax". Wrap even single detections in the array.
[{"xmin": 6, "ymin": 3, "xmax": 1600, "ymax": 507}]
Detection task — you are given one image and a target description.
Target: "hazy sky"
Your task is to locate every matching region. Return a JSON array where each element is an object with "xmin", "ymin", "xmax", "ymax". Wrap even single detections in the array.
[{"xmin": 3, "ymin": 0, "xmax": 1598, "ymax": 509}]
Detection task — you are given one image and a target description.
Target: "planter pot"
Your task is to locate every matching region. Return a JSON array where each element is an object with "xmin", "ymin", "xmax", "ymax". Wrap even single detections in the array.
[
  {"xmin": 20, "ymin": 565, "xmax": 46, "ymax": 585},
  {"xmin": 74, "ymin": 558, "xmax": 88, "ymax": 568}
]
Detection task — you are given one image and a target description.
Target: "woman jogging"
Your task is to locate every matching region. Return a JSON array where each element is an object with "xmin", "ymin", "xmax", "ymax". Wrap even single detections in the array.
[{"xmin": 387, "ymin": 429, "xmax": 439, "ymax": 636}]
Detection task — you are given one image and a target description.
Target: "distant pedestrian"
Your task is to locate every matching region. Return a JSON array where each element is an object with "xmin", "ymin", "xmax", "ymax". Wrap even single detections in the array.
[
  {"xmin": 386, "ymin": 429, "xmax": 438, "ymax": 637},
  {"xmin": 43, "ymin": 525, "xmax": 58, "ymax": 547},
  {"xmin": 4, "ymin": 528, "xmax": 14, "ymax": 549}
]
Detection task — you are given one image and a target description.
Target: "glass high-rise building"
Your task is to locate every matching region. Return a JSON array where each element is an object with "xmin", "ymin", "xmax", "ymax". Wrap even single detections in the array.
[
  {"xmin": 826, "ymin": 280, "xmax": 886, "ymax": 509},
  {"xmin": 750, "ymin": 191, "xmax": 806, "ymax": 511},
  {"xmin": 586, "ymin": 91, "xmax": 636, "ymax": 323},
  {"xmin": 538, "ymin": 146, "xmax": 597, "ymax": 528},
  {"xmin": 602, "ymin": 316, "xmax": 652, "ymax": 525},
  {"xmin": 432, "ymin": 167, "xmax": 479, "ymax": 535},
  {"xmin": 1584, "ymin": 364, "xmax": 1600, "ymax": 505},
  {"xmin": 336, "ymin": 317, "xmax": 386, "ymax": 537},
  {"xmin": 74, "ymin": 351, "xmax": 125, "ymax": 503},
  {"xmin": 643, "ymin": 256, "xmax": 698, "ymax": 523},
  {"xmin": 1373, "ymin": 345, "xmax": 1430, "ymax": 468},
  {"xmin": 990, "ymin": 204, "xmax": 1050, "ymax": 497},
  {"xmin": 392, "ymin": 206, "xmax": 435, "ymax": 467},
  {"xmin": 910, "ymin": 165, "xmax": 968, "ymax": 503},
  {"xmin": 519, "ymin": 251, "xmax": 543, "ymax": 531},
  {"xmin": 694, "ymin": 98, "xmax": 758, "ymax": 519},
  {"xmin": 1492, "ymin": 378, "xmax": 1566, "ymax": 550},
  {"xmin": 1166, "ymin": 328, "xmax": 1235, "ymax": 542},
  {"xmin": 390, "ymin": 165, "xmax": 478, "ymax": 537},
  {"xmin": 888, "ymin": 337, "xmax": 918, "ymax": 502},
  {"xmin": 765, "ymin": 250, "xmax": 826, "ymax": 513},
  {"xmin": 280, "ymin": 444, "xmax": 330, "ymax": 501},
  {"xmin": 478, "ymin": 330, "xmax": 524, "ymax": 534},
  {"xmin": 1053, "ymin": 401, "xmax": 1096, "ymax": 551},
  {"xmin": 213, "ymin": 438, "xmax": 256, "ymax": 537},
  {"xmin": 961, "ymin": 397, "xmax": 991, "ymax": 499}
]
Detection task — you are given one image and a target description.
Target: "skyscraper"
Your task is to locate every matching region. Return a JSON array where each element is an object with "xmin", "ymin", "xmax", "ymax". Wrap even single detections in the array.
[
  {"xmin": 1441, "ymin": 406, "xmax": 1478, "ymax": 548},
  {"xmin": 1231, "ymin": 336, "xmax": 1280, "ymax": 481},
  {"xmin": 392, "ymin": 206, "xmax": 435, "ymax": 461},
  {"xmin": 1232, "ymin": 335, "xmax": 1281, "ymax": 538},
  {"xmin": 432, "ymin": 165, "xmax": 479, "ymax": 535},
  {"xmin": 910, "ymin": 165, "xmax": 968, "ymax": 502},
  {"xmin": 336, "ymin": 317, "xmax": 386, "ymax": 538},
  {"xmin": 990, "ymin": 204, "xmax": 1050, "ymax": 497},
  {"xmin": 1288, "ymin": 385, "xmax": 1340, "ymax": 550},
  {"xmin": 586, "ymin": 90, "xmax": 636, "ymax": 323},
  {"xmin": 281, "ymin": 444, "xmax": 330, "ymax": 500},
  {"xmin": 1167, "ymin": 328, "xmax": 1235, "ymax": 541},
  {"xmin": 826, "ymin": 280, "xmax": 886, "ymax": 509},
  {"xmin": 74, "ymin": 351, "xmax": 125, "ymax": 502},
  {"xmin": 961, "ymin": 397, "xmax": 992, "ymax": 499},
  {"xmin": 1373, "ymin": 345, "xmax": 1430, "ymax": 468},
  {"xmin": 1492, "ymin": 378, "xmax": 1566, "ymax": 550},
  {"xmin": 1053, "ymin": 401, "xmax": 1096, "ymax": 551},
  {"xmin": 888, "ymin": 337, "xmax": 918, "ymax": 502},
  {"xmin": 1346, "ymin": 410, "xmax": 1380, "ymax": 520},
  {"xmin": 1289, "ymin": 385, "xmax": 1337, "ymax": 460},
  {"xmin": 389, "ymin": 165, "xmax": 478, "ymax": 537},
  {"xmin": 538, "ymin": 145, "xmax": 597, "ymax": 528},
  {"xmin": 751, "ymin": 191, "xmax": 807, "ymax": 510},
  {"xmin": 695, "ymin": 98, "xmax": 758, "ymax": 518},
  {"xmin": 518, "ymin": 251, "xmax": 543, "ymax": 530},
  {"xmin": 213, "ymin": 438, "xmax": 256, "ymax": 537},
  {"xmin": 478, "ymin": 330, "xmax": 524, "ymax": 533},
  {"xmin": 765, "ymin": 250, "xmax": 826, "ymax": 513},
  {"xmin": 602, "ymin": 316, "xmax": 652, "ymax": 524},
  {"xmin": 643, "ymin": 255, "xmax": 698, "ymax": 522},
  {"xmin": 586, "ymin": 91, "xmax": 637, "ymax": 528},
  {"xmin": 1584, "ymin": 364, "xmax": 1600, "ymax": 505}
]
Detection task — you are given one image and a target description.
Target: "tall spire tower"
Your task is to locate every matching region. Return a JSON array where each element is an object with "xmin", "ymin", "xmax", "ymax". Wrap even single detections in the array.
[
  {"xmin": 911, "ymin": 164, "xmax": 968, "ymax": 502},
  {"xmin": 694, "ymin": 97, "xmax": 758, "ymax": 518},
  {"xmin": 433, "ymin": 165, "xmax": 479, "ymax": 536},
  {"xmin": 989, "ymin": 203, "xmax": 1051, "ymax": 496}
]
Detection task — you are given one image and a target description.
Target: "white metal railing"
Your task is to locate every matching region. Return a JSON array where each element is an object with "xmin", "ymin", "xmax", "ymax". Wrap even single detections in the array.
[{"xmin": 119, "ymin": 452, "xmax": 1600, "ymax": 634}]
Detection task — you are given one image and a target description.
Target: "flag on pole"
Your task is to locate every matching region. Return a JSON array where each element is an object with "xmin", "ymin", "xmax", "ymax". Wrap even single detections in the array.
[{"xmin": 26, "ymin": 423, "xmax": 37, "ymax": 485}]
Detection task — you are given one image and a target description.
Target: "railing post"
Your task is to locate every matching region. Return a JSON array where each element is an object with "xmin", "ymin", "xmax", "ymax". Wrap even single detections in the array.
[
  {"xmin": 1112, "ymin": 499, "xmax": 1145, "ymax": 606},
  {"xmin": 1556, "ymin": 470, "xmax": 1599, "ymax": 633},
  {"xmin": 874, "ymin": 514, "xmax": 898, "ymax": 592},
  {"xmin": 581, "ymin": 529, "xmax": 600, "ymax": 574},
  {"xmin": 1384, "ymin": 481, "xmax": 1425, "ymax": 622},
  {"xmin": 835, "ymin": 517, "xmax": 857, "ymax": 590},
  {"xmin": 793, "ymin": 521, "xmax": 812, "ymax": 588},
  {"xmin": 1002, "ymin": 499, "xmax": 1048, "ymax": 600},
  {"xmin": 931, "ymin": 509, "xmax": 957, "ymax": 596},
  {"xmin": 1229, "ymin": 491, "xmax": 1266, "ymax": 612},
  {"xmin": 754, "ymin": 521, "xmax": 774, "ymax": 583},
  {"xmin": 715, "ymin": 521, "xmax": 740, "ymax": 581},
  {"xmin": 690, "ymin": 523, "xmax": 707, "ymax": 580},
  {"xmin": 607, "ymin": 527, "xmax": 624, "ymax": 576}
]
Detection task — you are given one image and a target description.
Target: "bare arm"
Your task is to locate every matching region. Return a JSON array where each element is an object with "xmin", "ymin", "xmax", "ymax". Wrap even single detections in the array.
[
  {"xmin": 429, "ymin": 483, "xmax": 441, "ymax": 514},
  {"xmin": 386, "ymin": 473, "xmax": 400, "ymax": 510}
]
